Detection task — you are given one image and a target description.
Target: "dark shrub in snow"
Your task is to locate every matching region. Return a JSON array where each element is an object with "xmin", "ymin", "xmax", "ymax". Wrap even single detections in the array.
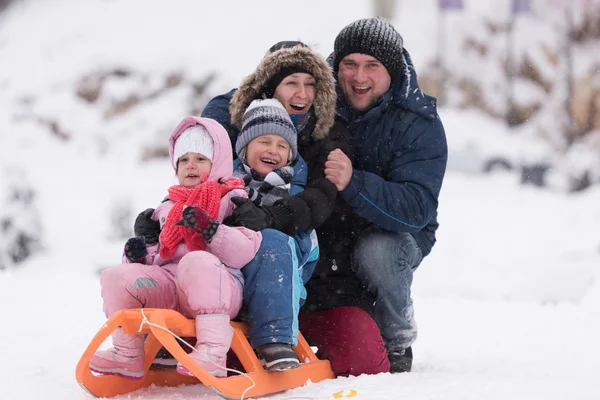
[{"xmin": 0, "ymin": 181, "xmax": 42, "ymax": 270}]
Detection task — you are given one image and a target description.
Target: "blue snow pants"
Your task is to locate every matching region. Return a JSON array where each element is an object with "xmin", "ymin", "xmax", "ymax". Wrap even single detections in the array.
[{"xmin": 241, "ymin": 228, "xmax": 319, "ymax": 348}]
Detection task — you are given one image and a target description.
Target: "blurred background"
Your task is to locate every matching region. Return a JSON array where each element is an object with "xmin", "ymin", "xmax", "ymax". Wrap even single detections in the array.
[
  {"xmin": 1, "ymin": 2, "xmax": 599, "ymax": 398},
  {"xmin": 0, "ymin": 0, "xmax": 598, "ymax": 302}
]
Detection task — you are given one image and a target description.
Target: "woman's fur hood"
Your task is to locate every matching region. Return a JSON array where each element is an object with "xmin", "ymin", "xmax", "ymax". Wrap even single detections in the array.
[{"xmin": 230, "ymin": 45, "xmax": 336, "ymax": 141}]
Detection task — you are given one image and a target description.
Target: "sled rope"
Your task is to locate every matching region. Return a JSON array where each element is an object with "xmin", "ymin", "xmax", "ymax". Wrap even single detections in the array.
[{"xmin": 138, "ymin": 308, "xmax": 256, "ymax": 400}]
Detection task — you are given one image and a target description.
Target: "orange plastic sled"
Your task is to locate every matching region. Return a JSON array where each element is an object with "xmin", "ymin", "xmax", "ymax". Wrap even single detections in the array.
[{"xmin": 76, "ymin": 308, "xmax": 335, "ymax": 399}]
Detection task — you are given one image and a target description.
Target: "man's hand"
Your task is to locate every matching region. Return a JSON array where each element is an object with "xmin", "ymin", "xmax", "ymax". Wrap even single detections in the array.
[
  {"xmin": 222, "ymin": 197, "xmax": 273, "ymax": 231},
  {"xmin": 134, "ymin": 208, "xmax": 160, "ymax": 244},
  {"xmin": 325, "ymin": 149, "xmax": 353, "ymax": 191}
]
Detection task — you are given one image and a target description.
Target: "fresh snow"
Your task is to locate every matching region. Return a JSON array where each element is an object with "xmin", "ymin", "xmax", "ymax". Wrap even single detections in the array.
[{"xmin": 1, "ymin": 0, "xmax": 599, "ymax": 399}]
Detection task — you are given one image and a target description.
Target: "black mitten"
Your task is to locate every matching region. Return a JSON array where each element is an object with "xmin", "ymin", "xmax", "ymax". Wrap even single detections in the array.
[
  {"xmin": 124, "ymin": 236, "xmax": 148, "ymax": 262},
  {"xmin": 134, "ymin": 208, "xmax": 161, "ymax": 244},
  {"xmin": 270, "ymin": 196, "xmax": 311, "ymax": 235},
  {"xmin": 223, "ymin": 197, "xmax": 273, "ymax": 231}
]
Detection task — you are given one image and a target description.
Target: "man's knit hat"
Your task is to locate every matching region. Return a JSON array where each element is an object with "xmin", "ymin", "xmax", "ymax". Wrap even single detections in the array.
[
  {"xmin": 172, "ymin": 125, "xmax": 214, "ymax": 169},
  {"xmin": 236, "ymin": 99, "xmax": 298, "ymax": 163},
  {"xmin": 332, "ymin": 17, "xmax": 405, "ymax": 80}
]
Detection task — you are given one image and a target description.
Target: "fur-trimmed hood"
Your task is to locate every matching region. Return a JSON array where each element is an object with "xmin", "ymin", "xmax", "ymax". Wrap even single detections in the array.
[{"xmin": 230, "ymin": 45, "xmax": 336, "ymax": 141}]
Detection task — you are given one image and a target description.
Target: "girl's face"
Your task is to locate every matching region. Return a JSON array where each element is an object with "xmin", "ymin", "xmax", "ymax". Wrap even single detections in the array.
[
  {"xmin": 273, "ymin": 73, "xmax": 316, "ymax": 115},
  {"xmin": 245, "ymin": 135, "xmax": 290, "ymax": 175},
  {"xmin": 176, "ymin": 152, "xmax": 212, "ymax": 188}
]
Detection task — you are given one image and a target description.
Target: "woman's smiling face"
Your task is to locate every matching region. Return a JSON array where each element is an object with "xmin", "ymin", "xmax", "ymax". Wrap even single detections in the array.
[{"xmin": 273, "ymin": 72, "xmax": 316, "ymax": 115}]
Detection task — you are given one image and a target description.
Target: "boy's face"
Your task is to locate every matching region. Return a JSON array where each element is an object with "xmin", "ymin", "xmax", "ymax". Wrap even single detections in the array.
[
  {"xmin": 176, "ymin": 152, "xmax": 212, "ymax": 188},
  {"xmin": 246, "ymin": 135, "xmax": 290, "ymax": 175}
]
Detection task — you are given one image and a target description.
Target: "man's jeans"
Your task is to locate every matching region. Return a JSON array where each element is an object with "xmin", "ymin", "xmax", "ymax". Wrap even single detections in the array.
[{"xmin": 352, "ymin": 230, "xmax": 423, "ymax": 352}]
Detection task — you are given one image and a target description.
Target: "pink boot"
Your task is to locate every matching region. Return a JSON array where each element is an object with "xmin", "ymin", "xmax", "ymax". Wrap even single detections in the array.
[
  {"xmin": 177, "ymin": 314, "xmax": 233, "ymax": 378},
  {"xmin": 89, "ymin": 329, "xmax": 145, "ymax": 380}
]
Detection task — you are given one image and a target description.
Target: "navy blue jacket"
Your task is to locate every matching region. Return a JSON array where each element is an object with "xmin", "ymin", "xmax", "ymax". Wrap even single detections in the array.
[
  {"xmin": 337, "ymin": 49, "xmax": 447, "ymax": 256},
  {"xmin": 303, "ymin": 49, "xmax": 447, "ymax": 313}
]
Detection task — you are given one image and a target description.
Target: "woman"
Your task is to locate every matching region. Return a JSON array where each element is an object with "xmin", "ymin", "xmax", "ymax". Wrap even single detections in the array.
[
  {"xmin": 201, "ymin": 41, "xmax": 355, "ymax": 370},
  {"xmin": 203, "ymin": 41, "xmax": 349, "ymax": 234}
]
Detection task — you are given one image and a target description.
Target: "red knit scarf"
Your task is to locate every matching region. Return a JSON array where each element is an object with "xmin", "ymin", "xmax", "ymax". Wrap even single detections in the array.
[{"xmin": 159, "ymin": 178, "xmax": 244, "ymax": 259}]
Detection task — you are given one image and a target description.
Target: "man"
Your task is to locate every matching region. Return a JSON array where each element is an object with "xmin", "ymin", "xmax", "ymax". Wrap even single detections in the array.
[{"xmin": 298, "ymin": 17, "xmax": 448, "ymax": 375}]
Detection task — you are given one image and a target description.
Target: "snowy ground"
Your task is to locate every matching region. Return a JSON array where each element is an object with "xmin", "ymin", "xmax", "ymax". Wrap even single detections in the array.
[
  {"xmin": 1, "ymin": 168, "xmax": 599, "ymax": 400},
  {"xmin": 1, "ymin": 0, "xmax": 600, "ymax": 399}
]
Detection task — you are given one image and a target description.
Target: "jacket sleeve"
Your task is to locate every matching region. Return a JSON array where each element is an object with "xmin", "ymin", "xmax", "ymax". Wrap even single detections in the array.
[
  {"xmin": 307, "ymin": 120, "xmax": 354, "ymax": 181},
  {"xmin": 340, "ymin": 117, "xmax": 447, "ymax": 232},
  {"xmin": 201, "ymin": 89, "xmax": 240, "ymax": 153},
  {"xmin": 267, "ymin": 132, "xmax": 343, "ymax": 235},
  {"xmin": 122, "ymin": 200, "xmax": 170, "ymax": 265},
  {"xmin": 269, "ymin": 177, "xmax": 337, "ymax": 235},
  {"xmin": 323, "ymin": 119, "xmax": 354, "ymax": 165},
  {"xmin": 206, "ymin": 189, "xmax": 262, "ymax": 268},
  {"xmin": 206, "ymin": 226, "xmax": 262, "ymax": 269},
  {"xmin": 289, "ymin": 121, "xmax": 352, "ymax": 230}
]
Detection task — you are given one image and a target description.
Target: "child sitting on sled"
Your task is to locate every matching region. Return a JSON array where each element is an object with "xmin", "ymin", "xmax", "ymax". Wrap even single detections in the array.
[
  {"xmin": 229, "ymin": 98, "xmax": 319, "ymax": 371},
  {"xmin": 151, "ymin": 99, "xmax": 320, "ymax": 372},
  {"xmin": 89, "ymin": 117, "xmax": 262, "ymax": 379}
]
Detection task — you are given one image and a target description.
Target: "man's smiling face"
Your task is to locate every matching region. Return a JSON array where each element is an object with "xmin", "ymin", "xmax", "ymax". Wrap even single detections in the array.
[{"xmin": 338, "ymin": 53, "xmax": 391, "ymax": 112}]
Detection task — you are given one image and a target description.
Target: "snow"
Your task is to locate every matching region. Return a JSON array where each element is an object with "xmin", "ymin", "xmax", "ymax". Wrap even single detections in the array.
[
  {"xmin": 443, "ymin": 108, "xmax": 555, "ymax": 174},
  {"xmin": 1, "ymin": 0, "xmax": 600, "ymax": 399}
]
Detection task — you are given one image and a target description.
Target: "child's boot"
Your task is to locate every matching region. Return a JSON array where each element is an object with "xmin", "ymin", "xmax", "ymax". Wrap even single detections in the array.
[
  {"xmin": 176, "ymin": 314, "xmax": 232, "ymax": 378},
  {"xmin": 256, "ymin": 343, "xmax": 300, "ymax": 371},
  {"xmin": 89, "ymin": 328, "xmax": 145, "ymax": 380}
]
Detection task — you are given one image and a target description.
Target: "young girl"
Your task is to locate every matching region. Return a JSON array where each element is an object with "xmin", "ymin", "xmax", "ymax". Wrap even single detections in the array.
[{"xmin": 89, "ymin": 117, "xmax": 262, "ymax": 379}]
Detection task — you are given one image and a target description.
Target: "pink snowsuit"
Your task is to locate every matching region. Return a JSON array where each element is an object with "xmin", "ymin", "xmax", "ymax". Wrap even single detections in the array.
[
  {"xmin": 101, "ymin": 192, "xmax": 260, "ymax": 320},
  {"xmin": 96, "ymin": 117, "xmax": 261, "ymax": 377}
]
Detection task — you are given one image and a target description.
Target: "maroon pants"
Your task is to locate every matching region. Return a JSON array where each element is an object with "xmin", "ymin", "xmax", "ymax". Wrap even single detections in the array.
[{"xmin": 298, "ymin": 306, "xmax": 390, "ymax": 377}]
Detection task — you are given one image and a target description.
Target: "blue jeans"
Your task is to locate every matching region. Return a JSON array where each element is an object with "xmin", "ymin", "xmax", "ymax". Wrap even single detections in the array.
[
  {"xmin": 241, "ymin": 229, "xmax": 318, "ymax": 348},
  {"xmin": 352, "ymin": 230, "xmax": 423, "ymax": 352}
]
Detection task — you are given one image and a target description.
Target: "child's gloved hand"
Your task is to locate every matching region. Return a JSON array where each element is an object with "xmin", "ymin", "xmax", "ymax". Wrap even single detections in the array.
[
  {"xmin": 124, "ymin": 236, "xmax": 148, "ymax": 263},
  {"xmin": 176, "ymin": 206, "xmax": 220, "ymax": 243}
]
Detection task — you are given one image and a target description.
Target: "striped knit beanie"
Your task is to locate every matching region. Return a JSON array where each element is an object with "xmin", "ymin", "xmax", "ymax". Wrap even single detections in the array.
[
  {"xmin": 332, "ymin": 17, "xmax": 404, "ymax": 80},
  {"xmin": 236, "ymin": 99, "xmax": 298, "ymax": 163}
]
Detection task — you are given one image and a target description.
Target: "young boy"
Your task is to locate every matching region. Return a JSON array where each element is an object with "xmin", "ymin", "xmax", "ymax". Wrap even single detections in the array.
[{"xmin": 232, "ymin": 99, "xmax": 319, "ymax": 371}]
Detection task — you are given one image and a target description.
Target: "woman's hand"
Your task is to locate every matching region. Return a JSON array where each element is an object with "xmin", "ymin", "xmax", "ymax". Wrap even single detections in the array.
[
  {"xmin": 133, "ymin": 208, "xmax": 161, "ymax": 244},
  {"xmin": 223, "ymin": 197, "xmax": 273, "ymax": 231}
]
